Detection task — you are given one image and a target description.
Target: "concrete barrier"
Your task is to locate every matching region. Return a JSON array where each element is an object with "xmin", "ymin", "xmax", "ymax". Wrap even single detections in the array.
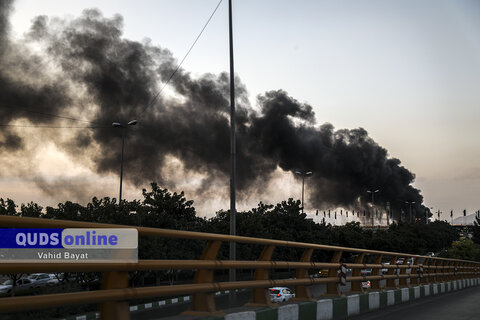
[{"xmin": 198, "ymin": 278, "xmax": 480, "ymax": 320}]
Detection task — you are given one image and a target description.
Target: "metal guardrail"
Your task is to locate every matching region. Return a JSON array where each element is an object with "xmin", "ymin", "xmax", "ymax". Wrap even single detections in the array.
[{"xmin": 0, "ymin": 215, "xmax": 479, "ymax": 319}]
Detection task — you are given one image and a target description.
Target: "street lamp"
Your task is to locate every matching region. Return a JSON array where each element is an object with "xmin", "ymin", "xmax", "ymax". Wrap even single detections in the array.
[
  {"xmin": 112, "ymin": 119, "xmax": 137, "ymax": 203},
  {"xmin": 366, "ymin": 189, "xmax": 379, "ymax": 226},
  {"xmin": 405, "ymin": 201, "xmax": 415, "ymax": 223},
  {"xmin": 295, "ymin": 171, "xmax": 312, "ymax": 214}
]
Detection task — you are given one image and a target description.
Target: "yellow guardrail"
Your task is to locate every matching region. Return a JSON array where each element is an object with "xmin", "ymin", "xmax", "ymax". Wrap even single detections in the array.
[{"xmin": 0, "ymin": 215, "xmax": 479, "ymax": 319}]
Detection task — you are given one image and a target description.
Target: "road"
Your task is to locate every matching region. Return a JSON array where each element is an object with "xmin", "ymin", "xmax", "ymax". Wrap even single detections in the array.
[
  {"xmin": 131, "ymin": 281, "xmax": 353, "ymax": 319},
  {"xmin": 352, "ymin": 286, "xmax": 480, "ymax": 320},
  {"xmin": 131, "ymin": 290, "xmax": 252, "ymax": 320}
]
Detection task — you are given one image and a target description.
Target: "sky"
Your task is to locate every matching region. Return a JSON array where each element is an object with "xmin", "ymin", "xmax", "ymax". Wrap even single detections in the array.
[{"xmin": 1, "ymin": 0, "xmax": 479, "ymax": 220}]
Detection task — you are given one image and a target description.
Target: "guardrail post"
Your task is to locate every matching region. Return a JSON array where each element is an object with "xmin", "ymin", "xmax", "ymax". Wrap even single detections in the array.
[
  {"xmin": 398, "ymin": 257, "xmax": 409, "ymax": 287},
  {"xmin": 431, "ymin": 260, "xmax": 439, "ymax": 283},
  {"xmin": 371, "ymin": 254, "xmax": 383, "ymax": 290},
  {"xmin": 385, "ymin": 256, "xmax": 398, "ymax": 289},
  {"xmin": 185, "ymin": 240, "xmax": 223, "ymax": 315},
  {"xmin": 441, "ymin": 260, "xmax": 448, "ymax": 282},
  {"xmin": 440, "ymin": 260, "xmax": 446, "ymax": 281},
  {"xmin": 446, "ymin": 261, "xmax": 453, "ymax": 281},
  {"xmin": 324, "ymin": 251, "xmax": 342, "ymax": 296},
  {"xmin": 100, "ymin": 271, "xmax": 130, "ymax": 320},
  {"xmin": 453, "ymin": 261, "xmax": 459, "ymax": 280},
  {"xmin": 420, "ymin": 258, "xmax": 429, "ymax": 285},
  {"xmin": 410, "ymin": 257, "xmax": 418, "ymax": 286},
  {"xmin": 248, "ymin": 245, "xmax": 276, "ymax": 306},
  {"xmin": 293, "ymin": 248, "xmax": 314, "ymax": 301},
  {"xmin": 454, "ymin": 261, "xmax": 460, "ymax": 280},
  {"xmin": 462, "ymin": 262, "xmax": 468, "ymax": 279},
  {"xmin": 442, "ymin": 260, "xmax": 448, "ymax": 282},
  {"xmin": 349, "ymin": 253, "xmax": 365, "ymax": 293}
]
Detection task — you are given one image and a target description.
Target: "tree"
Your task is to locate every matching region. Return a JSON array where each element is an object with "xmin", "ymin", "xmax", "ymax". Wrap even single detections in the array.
[
  {"xmin": 19, "ymin": 202, "xmax": 42, "ymax": 217},
  {"xmin": 0, "ymin": 198, "xmax": 17, "ymax": 216},
  {"xmin": 440, "ymin": 238, "xmax": 480, "ymax": 261},
  {"xmin": 472, "ymin": 215, "xmax": 480, "ymax": 245}
]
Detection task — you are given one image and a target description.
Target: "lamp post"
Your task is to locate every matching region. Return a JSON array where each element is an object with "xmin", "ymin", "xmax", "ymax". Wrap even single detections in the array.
[
  {"xmin": 366, "ymin": 189, "xmax": 379, "ymax": 226},
  {"xmin": 405, "ymin": 201, "xmax": 415, "ymax": 223},
  {"xmin": 112, "ymin": 120, "xmax": 137, "ymax": 203},
  {"xmin": 295, "ymin": 171, "xmax": 312, "ymax": 214}
]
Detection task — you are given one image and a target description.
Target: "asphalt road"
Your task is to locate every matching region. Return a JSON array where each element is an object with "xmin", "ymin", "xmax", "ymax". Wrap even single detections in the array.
[
  {"xmin": 131, "ymin": 281, "xmax": 353, "ymax": 320},
  {"xmin": 131, "ymin": 290, "xmax": 252, "ymax": 320},
  {"xmin": 351, "ymin": 286, "xmax": 480, "ymax": 320}
]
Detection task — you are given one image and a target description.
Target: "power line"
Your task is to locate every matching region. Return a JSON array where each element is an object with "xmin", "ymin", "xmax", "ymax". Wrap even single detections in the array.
[
  {"xmin": 136, "ymin": 0, "xmax": 224, "ymax": 119},
  {"xmin": 2, "ymin": 0, "xmax": 223, "ymax": 126},
  {"xmin": 5, "ymin": 104, "xmax": 106, "ymax": 126},
  {"xmin": 0, "ymin": 124, "xmax": 109, "ymax": 129}
]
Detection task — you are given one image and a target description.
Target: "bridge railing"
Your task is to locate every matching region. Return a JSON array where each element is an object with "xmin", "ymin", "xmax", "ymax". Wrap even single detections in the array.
[{"xmin": 0, "ymin": 215, "xmax": 478, "ymax": 319}]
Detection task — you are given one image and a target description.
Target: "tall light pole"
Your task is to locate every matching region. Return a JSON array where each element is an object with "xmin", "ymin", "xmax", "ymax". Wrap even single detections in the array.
[
  {"xmin": 366, "ymin": 189, "xmax": 379, "ymax": 226},
  {"xmin": 228, "ymin": 0, "xmax": 237, "ymax": 297},
  {"xmin": 112, "ymin": 120, "xmax": 137, "ymax": 203},
  {"xmin": 405, "ymin": 201, "xmax": 415, "ymax": 223},
  {"xmin": 295, "ymin": 171, "xmax": 313, "ymax": 214}
]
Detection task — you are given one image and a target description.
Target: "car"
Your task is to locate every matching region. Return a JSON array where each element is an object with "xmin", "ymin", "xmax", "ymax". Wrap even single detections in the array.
[
  {"xmin": 47, "ymin": 274, "xmax": 63, "ymax": 286},
  {"xmin": 381, "ymin": 262, "xmax": 390, "ymax": 274},
  {"xmin": 361, "ymin": 280, "xmax": 371, "ymax": 289},
  {"xmin": 360, "ymin": 269, "xmax": 372, "ymax": 276},
  {"xmin": 28, "ymin": 273, "xmax": 54, "ymax": 288},
  {"xmin": 0, "ymin": 278, "xmax": 35, "ymax": 295},
  {"xmin": 396, "ymin": 257, "xmax": 414, "ymax": 265},
  {"xmin": 46, "ymin": 273, "xmax": 79, "ymax": 286},
  {"xmin": 317, "ymin": 269, "xmax": 329, "ymax": 277},
  {"xmin": 269, "ymin": 287, "xmax": 295, "ymax": 303}
]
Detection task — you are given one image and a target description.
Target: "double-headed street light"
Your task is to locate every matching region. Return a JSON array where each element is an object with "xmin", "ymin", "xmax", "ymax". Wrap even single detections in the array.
[
  {"xmin": 112, "ymin": 119, "xmax": 137, "ymax": 203},
  {"xmin": 366, "ymin": 189, "xmax": 379, "ymax": 226},
  {"xmin": 295, "ymin": 171, "xmax": 312, "ymax": 214}
]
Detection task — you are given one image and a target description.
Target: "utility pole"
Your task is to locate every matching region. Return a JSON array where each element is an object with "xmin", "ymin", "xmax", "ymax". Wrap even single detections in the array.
[
  {"xmin": 112, "ymin": 120, "xmax": 137, "ymax": 203},
  {"xmin": 228, "ymin": 0, "xmax": 236, "ymax": 303}
]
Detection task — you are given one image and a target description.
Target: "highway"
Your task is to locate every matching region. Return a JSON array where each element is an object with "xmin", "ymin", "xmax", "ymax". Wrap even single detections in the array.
[
  {"xmin": 352, "ymin": 286, "xmax": 480, "ymax": 320},
  {"xmin": 131, "ymin": 282, "xmax": 351, "ymax": 319},
  {"xmin": 131, "ymin": 283, "xmax": 480, "ymax": 320}
]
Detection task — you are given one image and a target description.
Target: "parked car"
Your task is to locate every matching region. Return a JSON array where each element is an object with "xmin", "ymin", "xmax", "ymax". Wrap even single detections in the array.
[
  {"xmin": 381, "ymin": 262, "xmax": 390, "ymax": 274},
  {"xmin": 47, "ymin": 274, "xmax": 63, "ymax": 286},
  {"xmin": 396, "ymin": 257, "xmax": 414, "ymax": 265},
  {"xmin": 361, "ymin": 280, "xmax": 371, "ymax": 289},
  {"xmin": 28, "ymin": 273, "xmax": 54, "ymax": 288},
  {"xmin": 0, "ymin": 278, "xmax": 35, "ymax": 295},
  {"xmin": 269, "ymin": 287, "xmax": 295, "ymax": 303},
  {"xmin": 360, "ymin": 269, "xmax": 372, "ymax": 276},
  {"xmin": 317, "ymin": 269, "xmax": 329, "ymax": 277}
]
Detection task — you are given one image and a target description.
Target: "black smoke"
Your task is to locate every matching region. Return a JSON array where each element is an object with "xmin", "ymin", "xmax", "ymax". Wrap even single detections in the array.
[{"xmin": 0, "ymin": 4, "xmax": 425, "ymax": 219}]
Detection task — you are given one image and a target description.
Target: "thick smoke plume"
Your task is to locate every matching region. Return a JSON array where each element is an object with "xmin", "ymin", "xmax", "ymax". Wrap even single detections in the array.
[{"xmin": 0, "ymin": 3, "xmax": 425, "ymax": 219}]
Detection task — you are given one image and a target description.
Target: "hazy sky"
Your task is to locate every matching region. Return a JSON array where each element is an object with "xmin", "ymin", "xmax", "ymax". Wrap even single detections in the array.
[{"xmin": 3, "ymin": 0, "xmax": 480, "ymax": 219}]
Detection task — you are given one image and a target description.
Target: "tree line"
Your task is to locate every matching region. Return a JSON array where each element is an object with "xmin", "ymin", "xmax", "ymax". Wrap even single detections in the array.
[{"xmin": 0, "ymin": 182, "xmax": 464, "ymax": 262}]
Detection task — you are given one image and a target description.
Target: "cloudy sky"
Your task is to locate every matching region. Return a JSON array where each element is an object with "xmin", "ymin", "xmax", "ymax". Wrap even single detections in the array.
[{"xmin": 2, "ymin": 0, "xmax": 479, "ymax": 219}]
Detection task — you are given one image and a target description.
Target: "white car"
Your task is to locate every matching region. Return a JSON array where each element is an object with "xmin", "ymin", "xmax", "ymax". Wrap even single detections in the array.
[
  {"xmin": 47, "ymin": 274, "xmax": 62, "ymax": 286},
  {"xmin": 28, "ymin": 273, "xmax": 54, "ymax": 288},
  {"xmin": 269, "ymin": 287, "xmax": 295, "ymax": 303},
  {"xmin": 0, "ymin": 278, "xmax": 35, "ymax": 295}
]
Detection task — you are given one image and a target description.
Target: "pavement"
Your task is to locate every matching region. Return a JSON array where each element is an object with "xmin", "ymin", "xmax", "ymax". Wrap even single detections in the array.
[{"xmin": 351, "ymin": 286, "xmax": 480, "ymax": 320}]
